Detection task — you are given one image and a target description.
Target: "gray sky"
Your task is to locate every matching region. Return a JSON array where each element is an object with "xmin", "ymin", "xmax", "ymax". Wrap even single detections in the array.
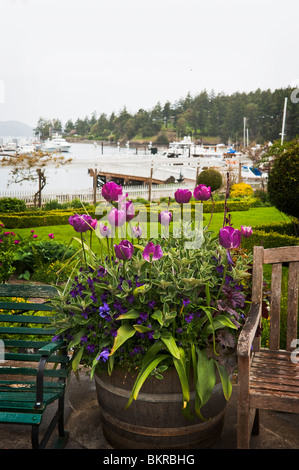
[{"xmin": 0, "ymin": 0, "xmax": 298, "ymax": 128}]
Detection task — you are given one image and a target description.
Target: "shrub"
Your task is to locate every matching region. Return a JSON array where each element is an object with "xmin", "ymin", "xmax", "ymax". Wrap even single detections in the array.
[
  {"xmin": 197, "ymin": 169, "xmax": 223, "ymax": 192},
  {"xmin": 241, "ymin": 229, "xmax": 299, "ymax": 251},
  {"xmin": 230, "ymin": 182, "xmax": 253, "ymax": 198},
  {"xmin": 0, "ymin": 197, "xmax": 26, "ymax": 213},
  {"xmin": 267, "ymin": 140, "xmax": 299, "ymax": 219},
  {"xmin": 13, "ymin": 240, "xmax": 79, "ymax": 276}
]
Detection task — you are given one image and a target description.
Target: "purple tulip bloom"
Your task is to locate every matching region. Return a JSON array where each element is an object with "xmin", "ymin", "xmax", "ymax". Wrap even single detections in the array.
[
  {"xmin": 99, "ymin": 223, "xmax": 112, "ymax": 238},
  {"xmin": 193, "ymin": 184, "xmax": 211, "ymax": 201},
  {"xmin": 219, "ymin": 226, "xmax": 241, "ymax": 249},
  {"xmin": 69, "ymin": 214, "xmax": 97, "ymax": 233},
  {"xmin": 158, "ymin": 210, "xmax": 172, "ymax": 226},
  {"xmin": 114, "ymin": 240, "xmax": 134, "ymax": 260},
  {"xmin": 131, "ymin": 225, "xmax": 142, "ymax": 238},
  {"xmin": 122, "ymin": 200, "xmax": 135, "ymax": 222},
  {"xmin": 142, "ymin": 241, "xmax": 163, "ymax": 262},
  {"xmin": 240, "ymin": 225, "xmax": 253, "ymax": 238},
  {"xmin": 108, "ymin": 208, "xmax": 126, "ymax": 227},
  {"xmin": 174, "ymin": 188, "xmax": 192, "ymax": 204},
  {"xmin": 101, "ymin": 181, "xmax": 123, "ymax": 202}
]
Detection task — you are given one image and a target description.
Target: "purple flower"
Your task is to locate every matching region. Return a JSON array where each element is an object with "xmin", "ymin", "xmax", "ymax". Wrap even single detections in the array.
[
  {"xmin": 48, "ymin": 233, "xmax": 55, "ymax": 239},
  {"xmin": 99, "ymin": 302, "xmax": 110, "ymax": 318},
  {"xmin": 69, "ymin": 214, "xmax": 97, "ymax": 233},
  {"xmin": 158, "ymin": 210, "xmax": 172, "ymax": 226},
  {"xmin": 183, "ymin": 298, "xmax": 190, "ymax": 306},
  {"xmin": 131, "ymin": 225, "xmax": 142, "ymax": 238},
  {"xmin": 97, "ymin": 347, "xmax": 110, "ymax": 362},
  {"xmin": 219, "ymin": 226, "xmax": 241, "ymax": 249},
  {"xmin": 114, "ymin": 240, "xmax": 134, "ymax": 260},
  {"xmin": 185, "ymin": 313, "xmax": 193, "ymax": 323},
  {"xmin": 99, "ymin": 223, "xmax": 112, "ymax": 238},
  {"xmin": 121, "ymin": 200, "xmax": 135, "ymax": 222},
  {"xmin": 142, "ymin": 241, "xmax": 163, "ymax": 262},
  {"xmin": 148, "ymin": 300, "xmax": 156, "ymax": 309},
  {"xmin": 240, "ymin": 225, "xmax": 253, "ymax": 238},
  {"xmin": 193, "ymin": 184, "xmax": 211, "ymax": 201},
  {"xmin": 102, "ymin": 181, "xmax": 123, "ymax": 202},
  {"xmin": 174, "ymin": 188, "xmax": 192, "ymax": 204},
  {"xmin": 108, "ymin": 208, "xmax": 126, "ymax": 227}
]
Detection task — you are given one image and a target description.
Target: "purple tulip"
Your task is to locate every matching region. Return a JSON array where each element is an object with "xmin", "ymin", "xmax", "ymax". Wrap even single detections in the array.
[
  {"xmin": 114, "ymin": 240, "xmax": 134, "ymax": 260},
  {"xmin": 193, "ymin": 184, "xmax": 211, "ymax": 201},
  {"xmin": 122, "ymin": 200, "xmax": 135, "ymax": 222},
  {"xmin": 142, "ymin": 241, "xmax": 163, "ymax": 262},
  {"xmin": 219, "ymin": 226, "xmax": 241, "ymax": 249},
  {"xmin": 108, "ymin": 208, "xmax": 126, "ymax": 227},
  {"xmin": 174, "ymin": 188, "xmax": 192, "ymax": 204},
  {"xmin": 132, "ymin": 225, "xmax": 142, "ymax": 238},
  {"xmin": 99, "ymin": 223, "xmax": 112, "ymax": 238},
  {"xmin": 158, "ymin": 210, "xmax": 172, "ymax": 226},
  {"xmin": 102, "ymin": 181, "xmax": 123, "ymax": 202},
  {"xmin": 240, "ymin": 225, "xmax": 253, "ymax": 238},
  {"xmin": 69, "ymin": 214, "xmax": 97, "ymax": 233}
]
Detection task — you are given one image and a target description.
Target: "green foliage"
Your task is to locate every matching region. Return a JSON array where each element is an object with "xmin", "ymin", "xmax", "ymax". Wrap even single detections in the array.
[
  {"xmin": 241, "ymin": 229, "xmax": 299, "ymax": 252},
  {"xmin": 0, "ymin": 197, "xmax": 26, "ymax": 213},
  {"xmin": 267, "ymin": 140, "xmax": 299, "ymax": 218},
  {"xmin": 197, "ymin": 169, "xmax": 223, "ymax": 192},
  {"xmin": 13, "ymin": 240, "xmax": 78, "ymax": 276}
]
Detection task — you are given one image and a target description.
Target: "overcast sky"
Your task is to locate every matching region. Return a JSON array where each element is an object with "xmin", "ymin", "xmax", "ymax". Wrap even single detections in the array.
[{"xmin": 0, "ymin": 0, "xmax": 298, "ymax": 128}]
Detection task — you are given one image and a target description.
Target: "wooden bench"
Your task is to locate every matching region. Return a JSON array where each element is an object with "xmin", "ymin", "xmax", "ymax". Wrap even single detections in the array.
[
  {"xmin": 237, "ymin": 246, "xmax": 299, "ymax": 448},
  {"xmin": 0, "ymin": 284, "xmax": 69, "ymax": 449}
]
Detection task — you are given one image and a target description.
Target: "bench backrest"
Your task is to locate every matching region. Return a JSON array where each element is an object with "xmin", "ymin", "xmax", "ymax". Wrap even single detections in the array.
[
  {"xmin": 0, "ymin": 284, "xmax": 67, "ymax": 379},
  {"xmin": 252, "ymin": 245, "xmax": 299, "ymax": 351}
]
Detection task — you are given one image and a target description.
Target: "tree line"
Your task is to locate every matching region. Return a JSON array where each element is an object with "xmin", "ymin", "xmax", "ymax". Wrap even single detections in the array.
[{"xmin": 34, "ymin": 87, "xmax": 299, "ymax": 145}]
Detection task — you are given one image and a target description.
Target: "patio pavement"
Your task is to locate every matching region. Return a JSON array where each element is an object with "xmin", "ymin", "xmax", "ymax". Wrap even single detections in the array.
[{"xmin": 0, "ymin": 371, "xmax": 298, "ymax": 451}]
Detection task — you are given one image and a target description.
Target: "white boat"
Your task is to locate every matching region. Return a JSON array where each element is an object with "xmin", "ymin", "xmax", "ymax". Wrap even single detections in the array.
[
  {"xmin": 42, "ymin": 134, "xmax": 71, "ymax": 152},
  {"xmin": 17, "ymin": 144, "xmax": 36, "ymax": 154},
  {"xmin": 164, "ymin": 136, "xmax": 240, "ymax": 160},
  {"xmin": 241, "ymin": 165, "xmax": 268, "ymax": 181},
  {"xmin": 2, "ymin": 141, "xmax": 17, "ymax": 152}
]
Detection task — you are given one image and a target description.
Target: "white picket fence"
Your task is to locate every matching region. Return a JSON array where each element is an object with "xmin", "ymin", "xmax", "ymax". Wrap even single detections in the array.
[{"xmin": 0, "ymin": 182, "xmax": 196, "ymax": 206}]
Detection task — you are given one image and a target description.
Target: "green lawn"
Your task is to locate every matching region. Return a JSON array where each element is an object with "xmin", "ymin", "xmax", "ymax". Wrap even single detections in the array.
[{"xmin": 14, "ymin": 206, "xmax": 288, "ymax": 247}]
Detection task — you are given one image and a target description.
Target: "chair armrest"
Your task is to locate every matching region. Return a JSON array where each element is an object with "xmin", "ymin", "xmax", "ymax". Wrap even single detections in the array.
[
  {"xmin": 38, "ymin": 339, "xmax": 66, "ymax": 356},
  {"xmin": 237, "ymin": 302, "xmax": 261, "ymax": 358}
]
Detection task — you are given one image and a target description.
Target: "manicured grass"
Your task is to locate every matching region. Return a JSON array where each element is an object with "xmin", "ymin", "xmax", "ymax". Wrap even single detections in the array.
[{"xmin": 14, "ymin": 206, "xmax": 289, "ymax": 247}]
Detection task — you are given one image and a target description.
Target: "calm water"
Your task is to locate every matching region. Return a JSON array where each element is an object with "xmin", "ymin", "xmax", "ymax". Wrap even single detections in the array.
[{"xmin": 0, "ymin": 142, "xmax": 142, "ymax": 193}]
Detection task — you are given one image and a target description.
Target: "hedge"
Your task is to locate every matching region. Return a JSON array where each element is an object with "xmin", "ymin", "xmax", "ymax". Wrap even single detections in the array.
[
  {"xmin": 251, "ymin": 221, "xmax": 298, "ymax": 237},
  {"xmin": 241, "ymin": 229, "xmax": 299, "ymax": 252},
  {"xmin": 0, "ymin": 201, "xmax": 250, "ymax": 228}
]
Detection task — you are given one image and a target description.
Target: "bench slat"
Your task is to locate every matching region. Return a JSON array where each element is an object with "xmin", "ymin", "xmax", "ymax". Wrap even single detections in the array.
[
  {"xmin": 4, "ymin": 353, "xmax": 69, "ymax": 363},
  {"xmin": 0, "ymin": 367, "xmax": 68, "ymax": 378},
  {"xmin": 0, "ymin": 302, "xmax": 54, "ymax": 312},
  {"xmin": 0, "ymin": 411, "xmax": 43, "ymax": 424},
  {"xmin": 0, "ymin": 326, "xmax": 55, "ymax": 335},
  {"xmin": 3, "ymin": 339, "xmax": 51, "ymax": 349},
  {"xmin": 0, "ymin": 284, "xmax": 57, "ymax": 299},
  {"xmin": 0, "ymin": 314, "xmax": 52, "ymax": 324}
]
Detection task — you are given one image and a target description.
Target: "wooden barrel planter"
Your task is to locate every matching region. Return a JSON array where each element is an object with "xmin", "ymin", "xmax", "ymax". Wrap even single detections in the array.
[{"xmin": 95, "ymin": 368, "xmax": 228, "ymax": 449}]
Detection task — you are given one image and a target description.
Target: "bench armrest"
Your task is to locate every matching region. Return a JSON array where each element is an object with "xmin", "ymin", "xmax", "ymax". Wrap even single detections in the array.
[
  {"xmin": 38, "ymin": 339, "xmax": 66, "ymax": 356},
  {"xmin": 237, "ymin": 302, "xmax": 261, "ymax": 357}
]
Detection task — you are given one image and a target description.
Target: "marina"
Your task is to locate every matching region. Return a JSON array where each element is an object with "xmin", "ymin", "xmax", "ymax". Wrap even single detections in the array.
[{"xmin": 0, "ymin": 138, "xmax": 267, "ymax": 205}]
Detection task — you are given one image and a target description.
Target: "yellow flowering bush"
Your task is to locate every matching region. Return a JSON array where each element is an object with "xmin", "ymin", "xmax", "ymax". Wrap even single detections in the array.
[{"xmin": 230, "ymin": 183, "xmax": 253, "ymax": 198}]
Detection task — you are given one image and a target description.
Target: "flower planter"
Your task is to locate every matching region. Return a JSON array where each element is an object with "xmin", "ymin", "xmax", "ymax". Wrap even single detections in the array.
[{"xmin": 95, "ymin": 368, "xmax": 228, "ymax": 449}]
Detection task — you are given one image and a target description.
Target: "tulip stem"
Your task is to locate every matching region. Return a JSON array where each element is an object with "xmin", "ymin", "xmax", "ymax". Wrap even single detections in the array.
[
  {"xmin": 106, "ymin": 237, "xmax": 111, "ymax": 262},
  {"xmin": 81, "ymin": 233, "xmax": 87, "ymax": 268},
  {"xmin": 180, "ymin": 204, "xmax": 184, "ymax": 238},
  {"xmin": 216, "ymin": 257, "xmax": 228, "ymax": 300}
]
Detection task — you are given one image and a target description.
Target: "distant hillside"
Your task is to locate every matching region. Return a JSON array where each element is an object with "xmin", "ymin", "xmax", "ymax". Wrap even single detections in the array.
[{"xmin": 0, "ymin": 121, "xmax": 33, "ymax": 137}]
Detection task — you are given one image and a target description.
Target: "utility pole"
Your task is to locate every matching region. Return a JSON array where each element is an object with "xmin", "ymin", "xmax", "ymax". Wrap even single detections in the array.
[{"xmin": 281, "ymin": 97, "xmax": 287, "ymax": 145}]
